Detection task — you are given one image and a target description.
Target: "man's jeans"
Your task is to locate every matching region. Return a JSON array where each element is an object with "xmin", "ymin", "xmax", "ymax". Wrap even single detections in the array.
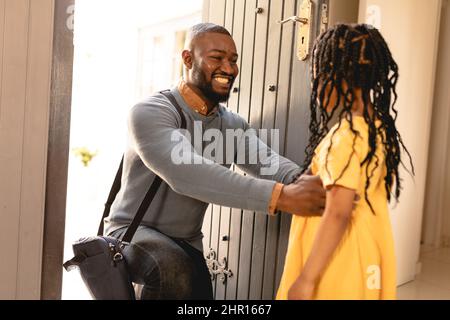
[{"xmin": 109, "ymin": 226, "xmax": 213, "ymax": 300}]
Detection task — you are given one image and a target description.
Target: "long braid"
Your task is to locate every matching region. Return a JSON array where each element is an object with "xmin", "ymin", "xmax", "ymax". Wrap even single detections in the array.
[{"xmin": 303, "ymin": 24, "xmax": 414, "ymax": 210}]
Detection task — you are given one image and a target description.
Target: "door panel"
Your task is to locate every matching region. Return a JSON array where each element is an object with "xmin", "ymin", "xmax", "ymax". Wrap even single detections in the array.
[
  {"xmin": 224, "ymin": 0, "xmax": 246, "ymax": 301},
  {"xmin": 203, "ymin": 0, "xmax": 226, "ymax": 297},
  {"xmin": 235, "ymin": 0, "xmax": 258, "ymax": 299},
  {"xmin": 274, "ymin": 0, "xmax": 297, "ymax": 291},
  {"xmin": 214, "ymin": 0, "xmax": 236, "ymax": 300},
  {"xmin": 260, "ymin": 0, "xmax": 287, "ymax": 300},
  {"xmin": 203, "ymin": 0, "xmax": 327, "ymax": 300},
  {"xmin": 245, "ymin": 0, "xmax": 271, "ymax": 300}
]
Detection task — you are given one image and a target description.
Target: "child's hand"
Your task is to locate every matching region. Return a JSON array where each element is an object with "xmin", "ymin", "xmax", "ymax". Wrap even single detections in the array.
[{"xmin": 287, "ymin": 276, "xmax": 316, "ymax": 300}]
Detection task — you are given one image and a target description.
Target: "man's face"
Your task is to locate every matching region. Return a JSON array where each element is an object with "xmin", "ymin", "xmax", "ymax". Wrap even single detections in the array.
[{"xmin": 187, "ymin": 33, "xmax": 239, "ymax": 103}]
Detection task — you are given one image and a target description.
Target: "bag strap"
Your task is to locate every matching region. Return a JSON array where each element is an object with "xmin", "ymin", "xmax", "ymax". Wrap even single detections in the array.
[
  {"xmin": 97, "ymin": 157, "xmax": 124, "ymax": 236},
  {"xmin": 161, "ymin": 89, "xmax": 187, "ymax": 129},
  {"xmin": 97, "ymin": 90, "xmax": 187, "ymax": 244}
]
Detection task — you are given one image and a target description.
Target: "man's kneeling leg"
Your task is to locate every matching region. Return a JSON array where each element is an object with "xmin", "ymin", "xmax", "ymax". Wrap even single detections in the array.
[{"xmin": 109, "ymin": 226, "xmax": 212, "ymax": 300}]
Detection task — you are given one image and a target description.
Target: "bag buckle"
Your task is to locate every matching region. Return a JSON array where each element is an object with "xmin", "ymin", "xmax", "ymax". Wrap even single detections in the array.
[
  {"xmin": 108, "ymin": 242, "xmax": 125, "ymax": 266},
  {"xmin": 113, "ymin": 252, "xmax": 124, "ymax": 262}
]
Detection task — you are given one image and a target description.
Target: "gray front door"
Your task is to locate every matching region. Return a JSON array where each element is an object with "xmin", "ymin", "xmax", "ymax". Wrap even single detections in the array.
[{"xmin": 202, "ymin": 0, "xmax": 328, "ymax": 300}]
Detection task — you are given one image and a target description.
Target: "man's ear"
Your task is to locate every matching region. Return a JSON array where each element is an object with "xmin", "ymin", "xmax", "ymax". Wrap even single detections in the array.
[{"xmin": 182, "ymin": 50, "xmax": 193, "ymax": 69}]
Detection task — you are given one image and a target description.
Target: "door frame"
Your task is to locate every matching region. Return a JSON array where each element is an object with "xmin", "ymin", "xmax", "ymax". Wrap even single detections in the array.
[{"xmin": 41, "ymin": 0, "xmax": 74, "ymax": 300}]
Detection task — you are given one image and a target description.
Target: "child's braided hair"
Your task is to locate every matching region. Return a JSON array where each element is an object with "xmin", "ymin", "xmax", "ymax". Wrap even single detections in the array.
[{"xmin": 303, "ymin": 24, "xmax": 414, "ymax": 211}]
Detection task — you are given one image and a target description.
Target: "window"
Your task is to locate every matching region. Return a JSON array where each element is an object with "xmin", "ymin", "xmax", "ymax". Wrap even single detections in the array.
[{"xmin": 136, "ymin": 13, "xmax": 200, "ymax": 99}]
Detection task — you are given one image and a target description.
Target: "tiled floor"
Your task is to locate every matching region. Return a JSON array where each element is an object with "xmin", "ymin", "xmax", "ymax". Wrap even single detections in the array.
[{"xmin": 398, "ymin": 246, "xmax": 450, "ymax": 300}]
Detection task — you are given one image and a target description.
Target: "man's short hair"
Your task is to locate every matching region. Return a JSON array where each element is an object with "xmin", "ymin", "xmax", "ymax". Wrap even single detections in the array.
[
  {"xmin": 189, "ymin": 23, "xmax": 231, "ymax": 38},
  {"xmin": 185, "ymin": 23, "xmax": 232, "ymax": 49}
]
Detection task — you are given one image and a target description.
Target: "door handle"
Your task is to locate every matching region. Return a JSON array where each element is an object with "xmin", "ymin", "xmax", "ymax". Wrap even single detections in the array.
[
  {"xmin": 277, "ymin": 0, "xmax": 312, "ymax": 61},
  {"xmin": 277, "ymin": 16, "xmax": 308, "ymax": 25}
]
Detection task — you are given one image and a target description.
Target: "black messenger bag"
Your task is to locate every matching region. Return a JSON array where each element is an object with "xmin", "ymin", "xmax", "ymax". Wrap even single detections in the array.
[{"xmin": 63, "ymin": 91, "xmax": 187, "ymax": 300}]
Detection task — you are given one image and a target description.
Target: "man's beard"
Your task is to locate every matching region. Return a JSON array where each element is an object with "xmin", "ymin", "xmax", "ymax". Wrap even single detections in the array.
[{"xmin": 192, "ymin": 62, "xmax": 234, "ymax": 104}]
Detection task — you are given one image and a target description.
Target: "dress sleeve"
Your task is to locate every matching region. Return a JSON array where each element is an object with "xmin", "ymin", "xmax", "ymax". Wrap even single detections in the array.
[{"xmin": 315, "ymin": 124, "xmax": 366, "ymax": 191}]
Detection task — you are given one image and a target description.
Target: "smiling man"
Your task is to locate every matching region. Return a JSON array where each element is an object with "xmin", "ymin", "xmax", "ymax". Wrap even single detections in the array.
[
  {"xmin": 182, "ymin": 27, "xmax": 239, "ymax": 112},
  {"xmin": 104, "ymin": 23, "xmax": 326, "ymax": 300}
]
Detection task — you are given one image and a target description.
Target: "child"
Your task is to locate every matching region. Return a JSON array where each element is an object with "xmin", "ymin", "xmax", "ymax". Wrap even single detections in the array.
[{"xmin": 276, "ymin": 24, "xmax": 414, "ymax": 300}]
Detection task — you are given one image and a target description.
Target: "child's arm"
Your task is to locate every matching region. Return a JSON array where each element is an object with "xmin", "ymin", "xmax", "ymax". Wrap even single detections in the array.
[{"xmin": 288, "ymin": 184, "xmax": 355, "ymax": 300}]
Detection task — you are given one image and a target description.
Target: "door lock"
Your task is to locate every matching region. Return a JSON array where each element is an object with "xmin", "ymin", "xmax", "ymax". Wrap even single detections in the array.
[{"xmin": 277, "ymin": 0, "xmax": 312, "ymax": 61}]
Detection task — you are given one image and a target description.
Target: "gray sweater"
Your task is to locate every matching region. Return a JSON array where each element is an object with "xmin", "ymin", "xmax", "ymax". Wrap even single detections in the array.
[{"xmin": 104, "ymin": 87, "xmax": 301, "ymax": 251}]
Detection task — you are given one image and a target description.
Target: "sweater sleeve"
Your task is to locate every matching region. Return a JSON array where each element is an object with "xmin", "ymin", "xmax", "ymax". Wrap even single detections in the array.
[
  {"xmin": 128, "ymin": 95, "xmax": 277, "ymax": 213},
  {"xmin": 234, "ymin": 118, "xmax": 302, "ymax": 184}
]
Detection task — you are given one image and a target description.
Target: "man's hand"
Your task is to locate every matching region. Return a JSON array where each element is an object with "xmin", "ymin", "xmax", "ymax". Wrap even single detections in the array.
[{"xmin": 276, "ymin": 174, "xmax": 326, "ymax": 216}]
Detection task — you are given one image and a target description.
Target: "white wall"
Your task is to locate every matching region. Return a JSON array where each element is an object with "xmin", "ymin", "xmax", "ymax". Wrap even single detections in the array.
[
  {"xmin": 0, "ymin": 0, "xmax": 55, "ymax": 299},
  {"xmin": 328, "ymin": 0, "xmax": 359, "ymax": 25},
  {"xmin": 359, "ymin": 0, "xmax": 442, "ymax": 285},
  {"xmin": 422, "ymin": 0, "xmax": 450, "ymax": 248}
]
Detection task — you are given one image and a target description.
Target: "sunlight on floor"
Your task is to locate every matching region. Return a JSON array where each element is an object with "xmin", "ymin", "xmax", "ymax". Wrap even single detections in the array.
[{"xmin": 398, "ymin": 246, "xmax": 450, "ymax": 300}]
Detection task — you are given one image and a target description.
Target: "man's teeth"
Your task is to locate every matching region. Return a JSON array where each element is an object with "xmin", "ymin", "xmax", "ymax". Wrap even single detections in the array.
[{"xmin": 214, "ymin": 77, "xmax": 230, "ymax": 84}]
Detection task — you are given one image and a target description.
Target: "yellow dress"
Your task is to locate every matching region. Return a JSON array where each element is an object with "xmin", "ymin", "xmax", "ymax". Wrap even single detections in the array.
[{"xmin": 276, "ymin": 117, "xmax": 396, "ymax": 300}]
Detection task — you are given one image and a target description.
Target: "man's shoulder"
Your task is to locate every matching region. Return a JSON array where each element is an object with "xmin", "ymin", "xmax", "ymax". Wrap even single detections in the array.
[
  {"xmin": 131, "ymin": 92, "xmax": 180, "ymax": 116},
  {"xmin": 133, "ymin": 92, "xmax": 173, "ymax": 110},
  {"xmin": 129, "ymin": 92, "xmax": 181, "ymax": 126}
]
